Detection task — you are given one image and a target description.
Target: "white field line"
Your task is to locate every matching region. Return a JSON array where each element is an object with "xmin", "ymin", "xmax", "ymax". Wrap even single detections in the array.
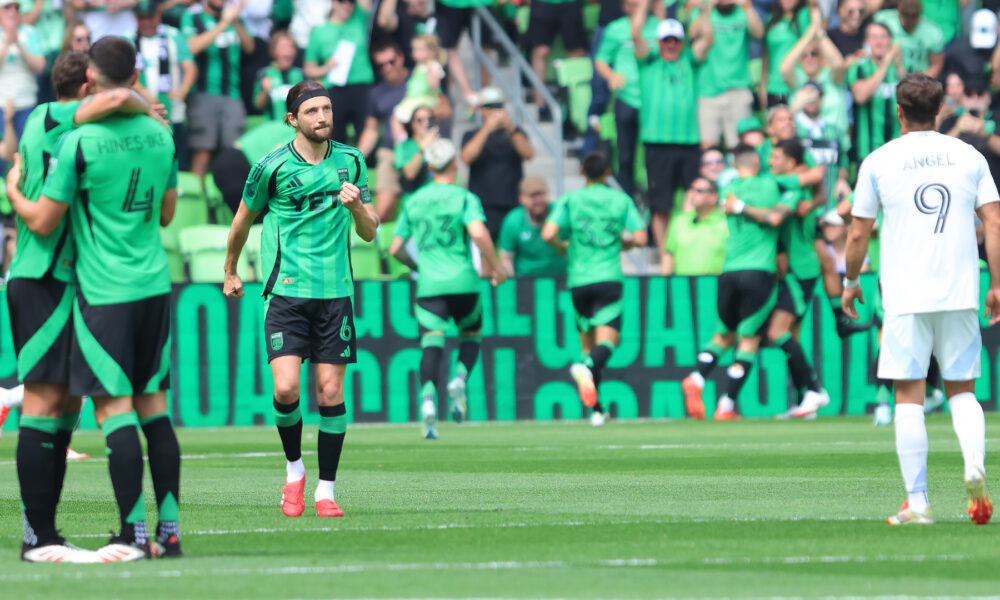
[{"xmin": 0, "ymin": 555, "xmax": 982, "ymax": 583}]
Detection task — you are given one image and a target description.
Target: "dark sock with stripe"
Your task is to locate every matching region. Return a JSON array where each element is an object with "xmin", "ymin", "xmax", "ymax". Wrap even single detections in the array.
[
  {"xmin": 53, "ymin": 412, "xmax": 77, "ymax": 508},
  {"xmin": 17, "ymin": 417, "xmax": 59, "ymax": 546},
  {"xmin": 830, "ymin": 296, "xmax": 845, "ymax": 321},
  {"xmin": 456, "ymin": 336, "xmax": 481, "ymax": 379},
  {"xmin": 726, "ymin": 353, "xmax": 755, "ymax": 400},
  {"xmin": 102, "ymin": 414, "xmax": 147, "ymax": 545},
  {"xmin": 696, "ymin": 343, "xmax": 723, "ymax": 378},
  {"xmin": 420, "ymin": 346, "xmax": 443, "ymax": 393},
  {"xmin": 592, "ymin": 370, "xmax": 606, "ymax": 414},
  {"xmin": 779, "ymin": 336, "xmax": 820, "ymax": 393},
  {"xmin": 318, "ymin": 404, "xmax": 347, "ymax": 481},
  {"xmin": 273, "ymin": 399, "xmax": 302, "ymax": 463},
  {"xmin": 140, "ymin": 413, "xmax": 180, "ymax": 539}
]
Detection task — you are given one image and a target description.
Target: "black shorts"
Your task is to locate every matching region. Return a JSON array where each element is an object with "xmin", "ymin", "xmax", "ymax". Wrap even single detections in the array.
[
  {"xmin": 7, "ymin": 276, "xmax": 73, "ymax": 385},
  {"xmin": 570, "ymin": 281, "xmax": 623, "ymax": 333},
  {"xmin": 71, "ymin": 292, "xmax": 171, "ymax": 398},
  {"xmin": 416, "ymin": 293, "xmax": 483, "ymax": 334},
  {"xmin": 526, "ymin": 0, "xmax": 587, "ymax": 51},
  {"xmin": 775, "ymin": 275, "xmax": 818, "ymax": 321},
  {"xmin": 265, "ymin": 295, "xmax": 357, "ymax": 364},
  {"xmin": 715, "ymin": 270, "xmax": 777, "ymax": 337},
  {"xmin": 436, "ymin": 3, "xmax": 494, "ymax": 49},
  {"xmin": 644, "ymin": 143, "xmax": 700, "ymax": 215}
]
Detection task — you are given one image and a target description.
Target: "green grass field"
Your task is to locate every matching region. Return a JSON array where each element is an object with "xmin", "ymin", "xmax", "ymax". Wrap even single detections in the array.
[{"xmin": 1, "ymin": 417, "xmax": 999, "ymax": 599}]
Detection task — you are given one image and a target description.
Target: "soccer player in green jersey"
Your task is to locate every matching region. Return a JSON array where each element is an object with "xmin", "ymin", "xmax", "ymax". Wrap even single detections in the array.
[
  {"xmin": 6, "ymin": 49, "xmax": 174, "ymax": 563},
  {"xmin": 15, "ymin": 37, "xmax": 181, "ymax": 562},
  {"xmin": 224, "ymin": 80, "xmax": 379, "ymax": 518},
  {"xmin": 681, "ymin": 144, "xmax": 783, "ymax": 421},
  {"xmin": 542, "ymin": 153, "xmax": 647, "ymax": 426},
  {"xmin": 389, "ymin": 139, "xmax": 506, "ymax": 439}
]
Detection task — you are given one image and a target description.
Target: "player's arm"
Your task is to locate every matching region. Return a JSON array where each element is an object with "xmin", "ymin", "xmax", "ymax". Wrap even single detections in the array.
[
  {"xmin": 978, "ymin": 202, "xmax": 1000, "ymax": 325},
  {"xmin": 5, "ymin": 153, "xmax": 67, "ymax": 235},
  {"xmin": 340, "ymin": 166, "xmax": 379, "ymax": 241},
  {"xmin": 842, "ymin": 216, "xmax": 874, "ymax": 319},
  {"xmin": 388, "ymin": 236, "xmax": 418, "ymax": 271},
  {"xmin": 74, "ymin": 88, "xmax": 157, "ymax": 125},
  {"xmin": 223, "ymin": 201, "xmax": 261, "ymax": 297},
  {"xmin": 724, "ymin": 194, "xmax": 789, "ymax": 226},
  {"xmin": 796, "ymin": 164, "xmax": 827, "ymax": 189},
  {"xmin": 541, "ymin": 222, "xmax": 567, "ymax": 255},
  {"xmin": 161, "ymin": 188, "xmax": 177, "ymax": 227},
  {"xmin": 468, "ymin": 221, "xmax": 507, "ymax": 286},
  {"xmin": 499, "ymin": 250, "xmax": 516, "ymax": 277}
]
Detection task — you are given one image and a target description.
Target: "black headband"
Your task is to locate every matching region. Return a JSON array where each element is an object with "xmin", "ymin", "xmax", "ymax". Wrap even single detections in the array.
[{"xmin": 288, "ymin": 89, "xmax": 330, "ymax": 115}]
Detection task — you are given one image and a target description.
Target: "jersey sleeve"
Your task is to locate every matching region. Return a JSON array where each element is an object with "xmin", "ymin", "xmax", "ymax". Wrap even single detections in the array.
[
  {"xmin": 498, "ymin": 210, "xmax": 518, "ymax": 252},
  {"xmin": 463, "ymin": 192, "xmax": 487, "ymax": 225},
  {"xmin": 976, "ymin": 153, "xmax": 1000, "ymax": 208},
  {"xmin": 353, "ymin": 150, "xmax": 372, "ymax": 204},
  {"xmin": 20, "ymin": 26, "xmax": 41, "ymax": 56},
  {"xmin": 242, "ymin": 158, "xmax": 274, "ymax": 212},
  {"xmin": 167, "ymin": 154, "xmax": 178, "ymax": 190},
  {"xmin": 594, "ymin": 23, "xmax": 618, "ymax": 65},
  {"xmin": 546, "ymin": 196, "xmax": 569, "ymax": 230},
  {"xmin": 851, "ymin": 156, "xmax": 880, "ymax": 218},
  {"xmin": 180, "ymin": 11, "xmax": 196, "ymax": 37},
  {"xmin": 624, "ymin": 197, "xmax": 645, "ymax": 232},
  {"xmin": 926, "ymin": 23, "xmax": 945, "ymax": 54},
  {"xmin": 41, "ymin": 132, "xmax": 81, "ymax": 204},
  {"xmin": 175, "ymin": 30, "xmax": 194, "ymax": 62},
  {"xmin": 845, "ymin": 62, "xmax": 862, "ymax": 88},
  {"xmin": 395, "ymin": 205, "xmax": 411, "ymax": 240},
  {"xmin": 664, "ymin": 218, "xmax": 679, "ymax": 254}
]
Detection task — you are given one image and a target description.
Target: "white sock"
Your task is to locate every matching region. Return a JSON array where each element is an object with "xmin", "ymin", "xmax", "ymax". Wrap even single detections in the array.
[
  {"xmin": 286, "ymin": 458, "xmax": 305, "ymax": 483},
  {"xmin": 948, "ymin": 392, "xmax": 986, "ymax": 476},
  {"xmin": 0, "ymin": 384, "xmax": 23, "ymax": 409},
  {"xmin": 687, "ymin": 372, "xmax": 705, "ymax": 388},
  {"xmin": 894, "ymin": 403, "xmax": 929, "ymax": 512},
  {"xmin": 717, "ymin": 395, "xmax": 734, "ymax": 412},
  {"xmin": 315, "ymin": 480, "xmax": 335, "ymax": 502}
]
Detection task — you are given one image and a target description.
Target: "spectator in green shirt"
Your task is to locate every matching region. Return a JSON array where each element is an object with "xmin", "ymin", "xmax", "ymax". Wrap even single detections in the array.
[
  {"xmin": 760, "ymin": 0, "xmax": 810, "ymax": 108},
  {"xmin": 254, "ymin": 30, "xmax": 304, "ymax": 121},
  {"xmin": 873, "ymin": 0, "xmax": 944, "ymax": 77},
  {"xmin": 499, "ymin": 176, "xmax": 567, "ymax": 277},
  {"xmin": 663, "ymin": 177, "xmax": 728, "ymax": 275}
]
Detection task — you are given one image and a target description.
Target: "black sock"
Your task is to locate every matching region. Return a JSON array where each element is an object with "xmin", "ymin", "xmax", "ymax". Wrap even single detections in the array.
[
  {"xmin": 273, "ymin": 399, "xmax": 303, "ymax": 463},
  {"xmin": 52, "ymin": 429, "xmax": 70, "ymax": 506},
  {"xmin": 457, "ymin": 336, "xmax": 481, "ymax": 378},
  {"xmin": 16, "ymin": 421, "xmax": 59, "ymax": 546},
  {"xmin": 586, "ymin": 342, "xmax": 614, "ymax": 373},
  {"xmin": 141, "ymin": 414, "xmax": 180, "ymax": 536},
  {"xmin": 780, "ymin": 338, "xmax": 820, "ymax": 393},
  {"xmin": 696, "ymin": 345, "xmax": 721, "ymax": 378},
  {"xmin": 833, "ymin": 307, "xmax": 845, "ymax": 320},
  {"xmin": 318, "ymin": 404, "xmax": 347, "ymax": 482},
  {"xmin": 592, "ymin": 370, "xmax": 605, "ymax": 414},
  {"xmin": 102, "ymin": 415, "xmax": 147, "ymax": 545},
  {"xmin": 726, "ymin": 358, "xmax": 754, "ymax": 400},
  {"xmin": 927, "ymin": 356, "xmax": 941, "ymax": 390},
  {"xmin": 420, "ymin": 345, "xmax": 443, "ymax": 394}
]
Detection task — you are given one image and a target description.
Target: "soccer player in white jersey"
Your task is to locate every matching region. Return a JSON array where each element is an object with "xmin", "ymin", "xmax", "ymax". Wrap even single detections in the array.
[{"xmin": 843, "ymin": 73, "xmax": 1000, "ymax": 526}]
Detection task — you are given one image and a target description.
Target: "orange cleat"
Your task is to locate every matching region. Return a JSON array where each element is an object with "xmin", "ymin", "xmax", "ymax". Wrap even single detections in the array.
[
  {"xmin": 966, "ymin": 468, "xmax": 993, "ymax": 525},
  {"xmin": 569, "ymin": 363, "xmax": 597, "ymax": 408},
  {"xmin": 66, "ymin": 448, "xmax": 89, "ymax": 460},
  {"xmin": 0, "ymin": 404, "xmax": 9, "ymax": 439},
  {"xmin": 682, "ymin": 374, "xmax": 705, "ymax": 420},
  {"xmin": 887, "ymin": 500, "xmax": 935, "ymax": 525},
  {"xmin": 714, "ymin": 408, "xmax": 742, "ymax": 421},
  {"xmin": 281, "ymin": 476, "xmax": 305, "ymax": 517},
  {"xmin": 316, "ymin": 499, "xmax": 344, "ymax": 517}
]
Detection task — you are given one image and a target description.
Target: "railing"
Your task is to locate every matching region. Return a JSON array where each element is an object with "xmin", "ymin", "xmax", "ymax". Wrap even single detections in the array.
[{"xmin": 470, "ymin": 6, "xmax": 565, "ymax": 196}]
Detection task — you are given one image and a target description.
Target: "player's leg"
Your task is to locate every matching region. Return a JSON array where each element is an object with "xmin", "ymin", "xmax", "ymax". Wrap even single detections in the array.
[
  {"xmin": 588, "ymin": 325, "xmax": 621, "ymax": 425},
  {"xmin": 17, "ymin": 383, "xmax": 67, "ymax": 559},
  {"xmin": 683, "ymin": 271, "xmax": 739, "ymax": 418},
  {"xmin": 814, "ymin": 237, "xmax": 871, "ymax": 337},
  {"xmin": 447, "ymin": 293, "xmax": 484, "ymax": 423},
  {"xmin": 314, "ymin": 364, "xmax": 348, "ymax": 517},
  {"xmin": 416, "ymin": 296, "xmax": 450, "ymax": 439},
  {"xmin": 771, "ymin": 277, "xmax": 827, "ymax": 418},
  {"xmin": 134, "ymin": 391, "xmax": 182, "ymax": 556},
  {"xmin": 923, "ymin": 356, "xmax": 946, "ymax": 413},
  {"xmin": 934, "ymin": 310, "xmax": 990, "ymax": 524},
  {"xmin": 52, "ymin": 395, "xmax": 82, "ymax": 512},
  {"xmin": 871, "ymin": 286, "xmax": 893, "ymax": 426},
  {"xmin": 569, "ymin": 283, "xmax": 623, "ymax": 412}
]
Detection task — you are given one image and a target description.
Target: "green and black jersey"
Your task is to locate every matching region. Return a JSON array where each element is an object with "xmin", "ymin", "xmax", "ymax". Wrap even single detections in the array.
[
  {"xmin": 636, "ymin": 48, "xmax": 700, "ymax": 145},
  {"xmin": 774, "ymin": 174, "xmax": 821, "ymax": 279},
  {"xmin": 180, "ymin": 10, "xmax": 244, "ymax": 99},
  {"xmin": 395, "ymin": 182, "xmax": 487, "ymax": 298},
  {"xmin": 42, "ymin": 114, "xmax": 178, "ymax": 305},
  {"xmin": 10, "ymin": 100, "xmax": 80, "ymax": 282},
  {"xmin": 719, "ymin": 175, "xmax": 782, "ymax": 273},
  {"xmin": 846, "ymin": 59, "xmax": 900, "ymax": 162},
  {"xmin": 242, "ymin": 140, "xmax": 371, "ymax": 300},
  {"xmin": 254, "ymin": 65, "xmax": 306, "ymax": 121}
]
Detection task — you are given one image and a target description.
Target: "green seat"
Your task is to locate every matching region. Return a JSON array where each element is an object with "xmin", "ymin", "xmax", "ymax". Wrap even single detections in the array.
[
  {"xmin": 350, "ymin": 228, "xmax": 382, "ymax": 280},
  {"xmin": 204, "ymin": 173, "xmax": 225, "ymax": 209},
  {"xmin": 244, "ymin": 114, "xmax": 266, "ymax": 134},
  {"xmin": 179, "ymin": 224, "xmax": 250, "ymax": 283},
  {"xmin": 176, "ymin": 171, "xmax": 205, "ymax": 202},
  {"xmin": 236, "ymin": 120, "xmax": 296, "ymax": 164},
  {"xmin": 245, "ymin": 223, "xmax": 264, "ymax": 281},
  {"xmin": 161, "ymin": 187, "xmax": 210, "ymax": 281},
  {"xmin": 555, "ymin": 57, "xmax": 594, "ymax": 134},
  {"xmin": 161, "ymin": 228, "xmax": 186, "ymax": 283},
  {"xmin": 378, "ymin": 220, "xmax": 410, "ymax": 278}
]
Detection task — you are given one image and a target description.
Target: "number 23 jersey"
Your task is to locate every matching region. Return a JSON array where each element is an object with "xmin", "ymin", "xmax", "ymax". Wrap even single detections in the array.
[
  {"xmin": 852, "ymin": 131, "xmax": 1000, "ymax": 315},
  {"xmin": 395, "ymin": 182, "xmax": 486, "ymax": 298}
]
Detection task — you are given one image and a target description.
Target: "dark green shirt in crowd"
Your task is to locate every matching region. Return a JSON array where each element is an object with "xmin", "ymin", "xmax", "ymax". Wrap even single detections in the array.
[
  {"xmin": 10, "ymin": 101, "xmax": 80, "ymax": 282},
  {"xmin": 594, "ymin": 17, "xmax": 658, "ymax": 110},
  {"xmin": 254, "ymin": 65, "xmax": 306, "ymax": 121},
  {"xmin": 305, "ymin": 9, "xmax": 375, "ymax": 87},
  {"xmin": 690, "ymin": 5, "xmax": 753, "ymax": 97},
  {"xmin": 499, "ymin": 206, "xmax": 567, "ymax": 276},
  {"xmin": 637, "ymin": 48, "xmax": 699, "ymax": 145},
  {"xmin": 720, "ymin": 174, "xmax": 782, "ymax": 273},
  {"xmin": 546, "ymin": 183, "xmax": 645, "ymax": 288},
  {"xmin": 42, "ymin": 114, "xmax": 178, "ymax": 305},
  {"xmin": 181, "ymin": 10, "xmax": 245, "ymax": 99},
  {"xmin": 664, "ymin": 209, "xmax": 728, "ymax": 275},
  {"xmin": 846, "ymin": 59, "xmax": 900, "ymax": 162}
]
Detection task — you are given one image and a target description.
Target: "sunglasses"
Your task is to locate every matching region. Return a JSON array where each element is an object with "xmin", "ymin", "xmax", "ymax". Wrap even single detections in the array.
[
  {"xmin": 74, "ymin": 36, "xmax": 89, "ymax": 42},
  {"xmin": 701, "ymin": 158, "xmax": 724, "ymax": 165},
  {"xmin": 805, "ymin": 50, "xmax": 819, "ymax": 57},
  {"xmin": 375, "ymin": 56, "xmax": 398, "ymax": 68},
  {"xmin": 692, "ymin": 187, "xmax": 713, "ymax": 193},
  {"xmin": 845, "ymin": 8, "xmax": 862, "ymax": 14}
]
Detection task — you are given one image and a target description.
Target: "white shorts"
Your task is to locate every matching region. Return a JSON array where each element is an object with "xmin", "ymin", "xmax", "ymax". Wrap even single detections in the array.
[{"xmin": 878, "ymin": 310, "xmax": 982, "ymax": 381}]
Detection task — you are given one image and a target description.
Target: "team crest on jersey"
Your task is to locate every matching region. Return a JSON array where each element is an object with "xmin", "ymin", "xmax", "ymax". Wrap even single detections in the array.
[
  {"xmin": 337, "ymin": 168, "xmax": 349, "ymax": 183},
  {"xmin": 282, "ymin": 277, "xmax": 294, "ymax": 284},
  {"xmin": 270, "ymin": 332, "xmax": 283, "ymax": 351}
]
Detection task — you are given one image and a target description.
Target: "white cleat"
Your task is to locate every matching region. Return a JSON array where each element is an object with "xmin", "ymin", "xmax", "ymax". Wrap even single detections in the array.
[
  {"xmin": 590, "ymin": 411, "xmax": 607, "ymax": 427},
  {"xmin": 790, "ymin": 390, "xmax": 830, "ymax": 419},
  {"xmin": 447, "ymin": 377, "xmax": 467, "ymax": 424},
  {"xmin": 22, "ymin": 541, "xmax": 102, "ymax": 563},
  {"xmin": 95, "ymin": 540, "xmax": 150, "ymax": 562},
  {"xmin": 421, "ymin": 399, "xmax": 438, "ymax": 440},
  {"xmin": 923, "ymin": 389, "xmax": 945, "ymax": 414},
  {"xmin": 873, "ymin": 403, "xmax": 892, "ymax": 427}
]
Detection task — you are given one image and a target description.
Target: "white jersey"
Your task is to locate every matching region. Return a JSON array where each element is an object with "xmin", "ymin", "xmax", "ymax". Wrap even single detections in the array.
[{"xmin": 852, "ymin": 131, "xmax": 1000, "ymax": 315}]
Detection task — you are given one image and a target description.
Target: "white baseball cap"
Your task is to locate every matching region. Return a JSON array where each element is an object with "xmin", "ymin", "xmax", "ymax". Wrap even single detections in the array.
[
  {"xmin": 656, "ymin": 19, "xmax": 685, "ymax": 41},
  {"xmin": 971, "ymin": 9, "xmax": 998, "ymax": 49},
  {"xmin": 424, "ymin": 139, "xmax": 457, "ymax": 171}
]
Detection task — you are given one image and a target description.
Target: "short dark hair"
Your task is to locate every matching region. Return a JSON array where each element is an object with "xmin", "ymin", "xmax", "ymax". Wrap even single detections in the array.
[
  {"xmin": 51, "ymin": 50, "xmax": 89, "ymax": 100},
  {"xmin": 896, "ymin": 72, "xmax": 943, "ymax": 125},
  {"xmin": 731, "ymin": 143, "xmax": 758, "ymax": 165},
  {"xmin": 284, "ymin": 80, "xmax": 326, "ymax": 124},
  {"xmin": 370, "ymin": 38, "xmax": 403, "ymax": 57},
  {"xmin": 690, "ymin": 177, "xmax": 718, "ymax": 194},
  {"xmin": 775, "ymin": 138, "xmax": 806, "ymax": 165},
  {"xmin": 88, "ymin": 36, "xmax": 136, "ymax": 86},
  {"xmin": 582, "ymin": 152, "xmax": 610, "ymax": 180}
]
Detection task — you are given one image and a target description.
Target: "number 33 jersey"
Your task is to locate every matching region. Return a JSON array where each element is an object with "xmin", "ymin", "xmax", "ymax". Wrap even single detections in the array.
[
  {"xmin": 852, "ymin": 130, "xmax": 1000, "ymax": 315},
  {"xmin": 42, "ymin": 114, "xmax": 178, "ymax": 306},
  {"xmin": 243, "ymin": 141, "xmax": 371, "ymax": 300},
  {"xmin": 395, "ymin": 182, "xmax": 486, "ymax": 298}
]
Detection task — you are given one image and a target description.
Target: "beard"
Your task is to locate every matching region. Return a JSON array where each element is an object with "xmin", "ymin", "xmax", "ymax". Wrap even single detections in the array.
[
  {"xmin": 716, "ymin": 4, "xmax": 736, "ymax": 14},
  {"xmin": 301, "ymin": 125, "xmax": 331, "ymax": 143}
]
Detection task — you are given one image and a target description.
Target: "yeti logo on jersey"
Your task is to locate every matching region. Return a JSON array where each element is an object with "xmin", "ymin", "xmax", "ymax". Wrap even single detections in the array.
[
  {"xmin": 337, "ymin": 168, "xmax": 349, "ymax": 183},
  {"xmin": 339, "ymin": 317, "xmax": 352, "ymax": 341},
  {"xmin": 270, "ymin": 332, "xmax": 283, "ymax": 350},
  {"xmin": 914, "ymin": 182, "xmax": 951, "ymax": 234}
]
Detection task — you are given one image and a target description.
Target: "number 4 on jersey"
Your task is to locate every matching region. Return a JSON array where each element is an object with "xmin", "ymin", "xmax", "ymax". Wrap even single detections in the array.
[{"xmin": 122, "ymin": 167, "xmax": 156, "ymax": 222}]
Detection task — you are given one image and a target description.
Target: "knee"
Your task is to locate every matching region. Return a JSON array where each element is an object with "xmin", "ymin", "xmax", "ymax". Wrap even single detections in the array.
[
  {"xmin": 273, "ymin": 378, "xmax": 300, "ymax": 404},
  {"xmin": 533, "ymin": 46, "xmax": 550, "ymax": 60},
  {"xmin": 317, "ymin": 380, "xmax": 343, "ymax": 406}
]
